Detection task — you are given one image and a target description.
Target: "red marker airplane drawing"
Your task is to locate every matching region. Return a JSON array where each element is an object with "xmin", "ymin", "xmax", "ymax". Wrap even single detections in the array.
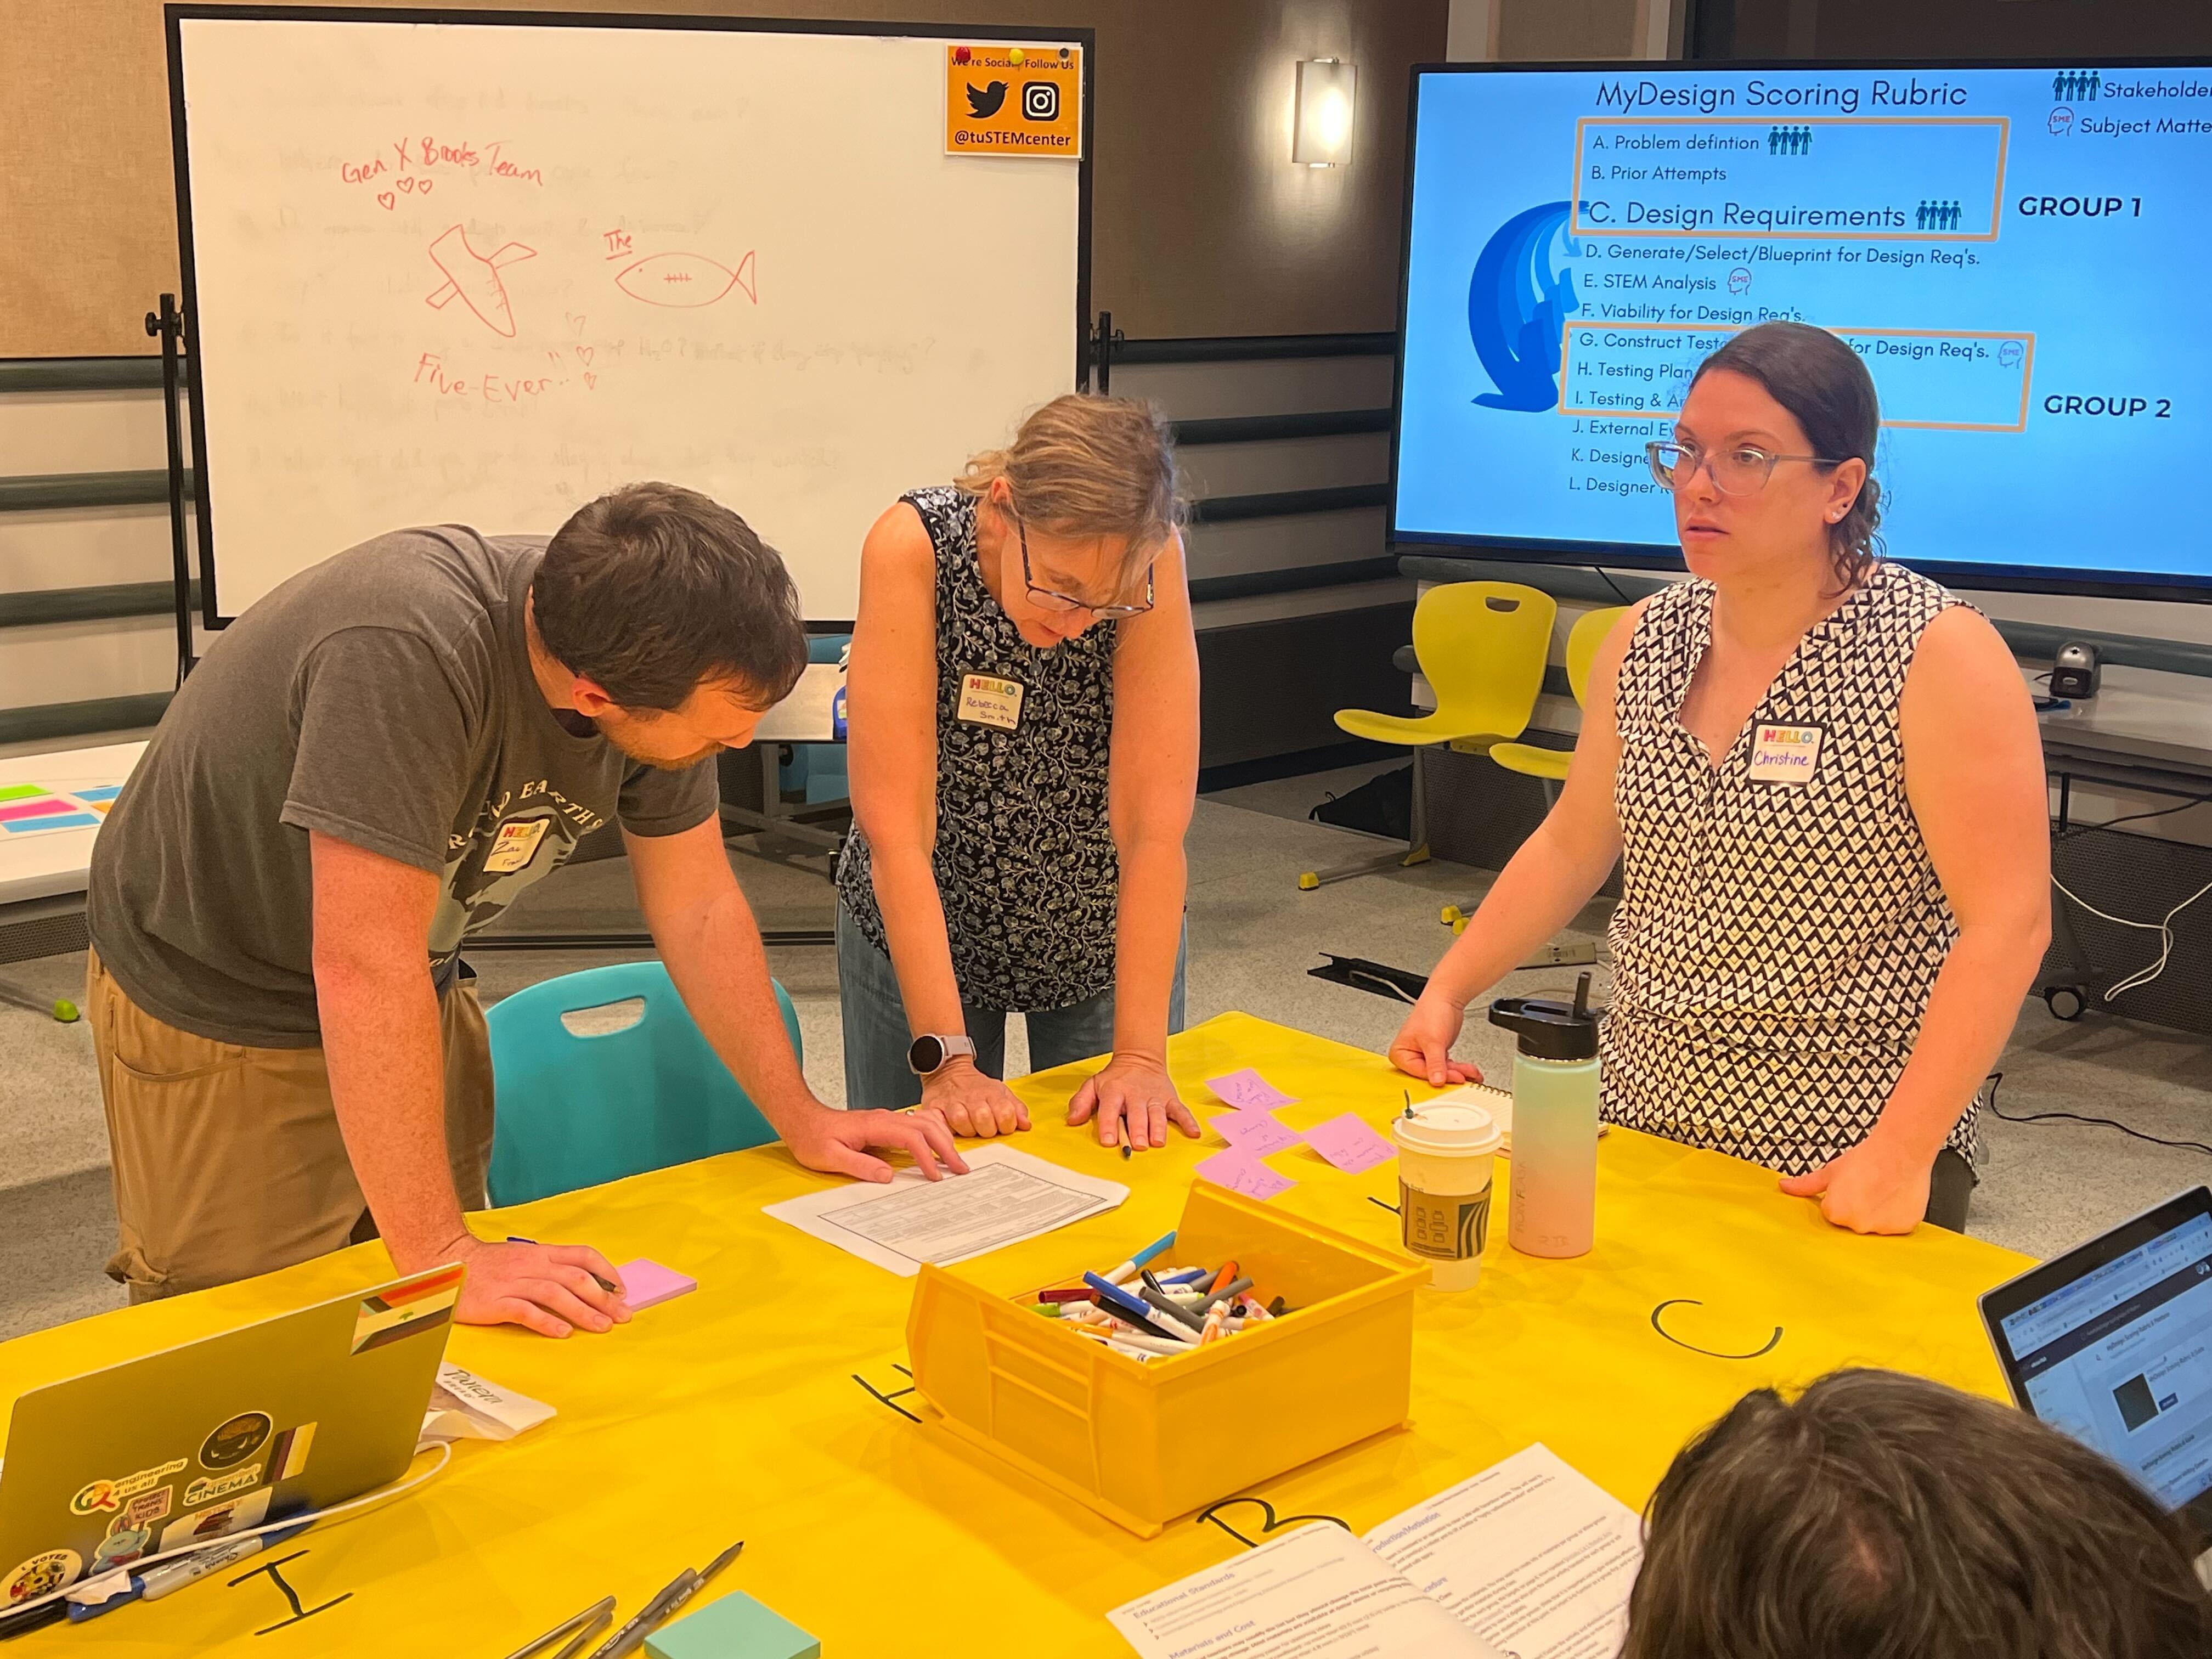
[{"xmin": 424, "ymin": 225, "xmax": 538, "ymax": 337}]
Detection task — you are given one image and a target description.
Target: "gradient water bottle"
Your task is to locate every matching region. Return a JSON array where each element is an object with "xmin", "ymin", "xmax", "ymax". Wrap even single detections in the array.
[{"xmin": 1489, "ymin": 972, "xmax": 1600, "ymax": 1259}]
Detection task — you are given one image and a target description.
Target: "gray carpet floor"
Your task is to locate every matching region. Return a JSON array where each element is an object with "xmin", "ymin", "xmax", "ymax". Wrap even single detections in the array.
[{"xmin": 3, "ymin": 773, "xmax": 2208, "ymax": 1342}]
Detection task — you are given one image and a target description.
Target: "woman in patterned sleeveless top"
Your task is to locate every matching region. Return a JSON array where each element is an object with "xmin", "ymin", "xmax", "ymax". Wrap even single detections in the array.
[
  {"xmin": 838, "ymin": 396, "xmax": 1203, "ymax": 1154},
  {"xmin": 1389, "ymin": 323, "xmax": 2050, "ymax": 1234}
]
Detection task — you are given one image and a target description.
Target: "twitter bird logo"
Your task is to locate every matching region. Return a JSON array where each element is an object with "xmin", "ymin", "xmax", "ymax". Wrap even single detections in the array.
[{"xmin": 966, "ymin": 80, "xmax": 1008, "ymax": 119}]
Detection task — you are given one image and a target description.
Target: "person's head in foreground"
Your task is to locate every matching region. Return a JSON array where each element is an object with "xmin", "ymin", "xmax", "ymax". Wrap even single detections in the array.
[
  {"xmin": 957, "ymin": 393, "xmax": 1182, "ymax": 647},
  {"xmin": 1654, "ymin": 319, "xmax": 1880, "ymax": 596},
  {"xmin": 532, "ymin": 480, "xmax": 808, "ymax": 769},
  {"xmin": 1623, "ymin": 1368, "xmax": 2212, "ymax": 1659}
]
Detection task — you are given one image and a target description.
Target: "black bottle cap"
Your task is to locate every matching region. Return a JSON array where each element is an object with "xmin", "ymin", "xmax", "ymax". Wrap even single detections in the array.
[{"xmin": 1487, "ymin": 970, "xmax": 1601, "ymax": 1061}]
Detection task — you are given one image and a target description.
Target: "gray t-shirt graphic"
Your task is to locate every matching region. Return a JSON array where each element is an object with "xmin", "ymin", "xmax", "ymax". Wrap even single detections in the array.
[{"xmin": 88, "ymin": 527, "xmax": 718, "ymax": 1048}]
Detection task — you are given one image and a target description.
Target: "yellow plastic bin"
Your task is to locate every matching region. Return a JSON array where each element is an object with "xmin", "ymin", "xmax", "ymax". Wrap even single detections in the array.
[{"xmin": 906, "ymin": 1181, "xmax": 1426, "ymax": 1537}]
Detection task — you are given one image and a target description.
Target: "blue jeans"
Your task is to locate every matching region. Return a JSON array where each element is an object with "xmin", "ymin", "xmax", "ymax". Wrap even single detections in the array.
[{"xmin": 836, "ymin": 902, "xmax": 1187, "ymax": 1112}]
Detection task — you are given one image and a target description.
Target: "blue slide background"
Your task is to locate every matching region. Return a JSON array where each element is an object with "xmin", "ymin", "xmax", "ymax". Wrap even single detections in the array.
[{"xmin": 1395, "ymin": 65, "xmax": 2212, "ymax": 591}]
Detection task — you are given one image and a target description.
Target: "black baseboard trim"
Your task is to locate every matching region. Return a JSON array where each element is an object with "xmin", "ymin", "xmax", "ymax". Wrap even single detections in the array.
[{"xmin": 1199, "ymin": 739, "xmax": 1398, "ymax": 796}]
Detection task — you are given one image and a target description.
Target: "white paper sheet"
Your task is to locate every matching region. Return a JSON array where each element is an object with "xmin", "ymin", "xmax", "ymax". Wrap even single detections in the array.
[
  {"xmin": 1108, "ymin": 1523, "xmax": 1501, "ymax": 1659},
  {"xmin": 760, "ymin": 1144, "xmax": 1127, "ymax": 1276},
  {"xmin": 1365, "ymin": 1444, "xmax": 1643, "ymax": 1659}
]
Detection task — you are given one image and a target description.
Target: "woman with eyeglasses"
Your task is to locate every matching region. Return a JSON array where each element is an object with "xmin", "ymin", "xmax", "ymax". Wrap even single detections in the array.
[
  {"xmin": 836, "ymin": 394, "xmax": 1203, "ymax": 1152},
  {"xmin": 1389, "ymin": 321, "xmax": 2049, "ymax": 1233}
]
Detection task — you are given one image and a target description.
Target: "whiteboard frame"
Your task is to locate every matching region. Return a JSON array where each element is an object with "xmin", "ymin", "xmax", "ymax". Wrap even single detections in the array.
[{"xmin": 164, "ymin": 4, "xmax": 1097, "ymax": 628}]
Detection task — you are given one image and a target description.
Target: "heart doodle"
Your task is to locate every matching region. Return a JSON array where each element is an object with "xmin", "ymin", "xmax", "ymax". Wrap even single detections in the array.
[
  {"xmin": 565, "ymin": 313, "xmax": 586, "ymax": 336},
  {"xmin": 396, "ymin": 176, "xmax": 416, "ymax": 194},
  {"xmin": 1194, "ymin": 1496, "xmax": 1352, "ymax": 1549},
  {"xmin": 418, "ymin": 178, "xmax": 434, "ymax": 195},
  {"xmin": 575, "ymin": 346, "xmax": 594, "ymax": 366},
  {"xmin": 376, "ymin": 192, "xmax": 396, "ymax": 211},
  {"xmin": 583, "ymin": 372, "xmax": 598, "ymax": 391}
]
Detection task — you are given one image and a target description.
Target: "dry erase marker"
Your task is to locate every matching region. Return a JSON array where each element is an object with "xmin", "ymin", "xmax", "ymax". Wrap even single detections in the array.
[
  {"xmin": 507, "ymin": 1236, "xmax": 621, "ymax": 1296},
  {"xmin": 1102, "ymin": 1230, "xmax": 1176, "ymax": 1286}
]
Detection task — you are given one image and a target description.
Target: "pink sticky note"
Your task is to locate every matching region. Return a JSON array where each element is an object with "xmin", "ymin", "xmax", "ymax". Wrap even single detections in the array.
[
  {"xmin": 0, "ymin": 797, "xmax": 72, "ymax": 824},
  {"xmin": 1207, "ymin": 1068, "xmax": 1298, "ymax": 1111},
  {"xmin": 1195, "ymin": 1147, "xmax": 1296, "ymax": 1201},
  {"xmin": 616, "ymin": 1257, "xmax": 696, "ymax": 1310},
  {"xmin": 1214, "ymin": 1109, "xmax": 1302, "ymax": 1156},
  {"xmin": 1303, "ymin": 1113, "xmax": 1396, "ymax": 1176}
]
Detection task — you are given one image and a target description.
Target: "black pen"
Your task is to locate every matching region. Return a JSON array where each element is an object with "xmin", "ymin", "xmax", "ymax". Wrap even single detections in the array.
[
  {"xmin": 505, "ymin": 1235, "xmax": 622, "ymax": 1296},
  {"xmin": 586, "ymin": 1542, "xmax": 744, "ymax": 1659}
]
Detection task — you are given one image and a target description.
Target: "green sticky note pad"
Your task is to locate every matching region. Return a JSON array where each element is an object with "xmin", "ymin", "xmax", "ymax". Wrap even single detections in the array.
[
  {"xmin": 644, "ymin": 1592, "xmax": 819, "ymax": 1659},
  {"xmin": 0, "ymin": 785, "xmax": 42, "ymax": 802}
]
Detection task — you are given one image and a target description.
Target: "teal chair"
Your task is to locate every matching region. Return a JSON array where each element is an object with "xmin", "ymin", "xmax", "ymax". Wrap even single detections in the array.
[{"xmin": 486, "ymin": 960, "xmax": 802, "ymax": 1206}]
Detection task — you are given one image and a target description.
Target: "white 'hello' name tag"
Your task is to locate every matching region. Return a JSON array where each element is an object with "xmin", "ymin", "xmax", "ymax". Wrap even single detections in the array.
[
  {"xmin": 1748, "ymin": 722, "xmax": 1823, "ymax": 785},
  {"xmin": 957, "ymin": 673, "xmax": 1025, "ymax": 732}
]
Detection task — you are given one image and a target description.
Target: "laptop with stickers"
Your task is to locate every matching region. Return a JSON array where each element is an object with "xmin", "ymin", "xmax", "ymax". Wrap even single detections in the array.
[{"xmin": 0, "ymin": 1264, "xmax": 461, "ymax": 1617}]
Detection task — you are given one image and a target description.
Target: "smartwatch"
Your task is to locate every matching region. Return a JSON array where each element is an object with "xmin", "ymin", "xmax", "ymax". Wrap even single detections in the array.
[{"xmin": 907, "ymin": 1034, "xmax": 978, "ymax": 1077}]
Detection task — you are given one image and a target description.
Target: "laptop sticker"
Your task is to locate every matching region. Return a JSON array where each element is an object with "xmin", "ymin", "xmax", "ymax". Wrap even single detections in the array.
[
  {"xmin": 159, "ymin": 1487, "xmax": 270, "ymax": 1554},
  {"xmin": 4, "ymin": 1548, "xmax": 80, "ymax": 1604},
  {"xmin": 71, "ymin": 1458, "xmax": 187, "ymax": 1516},
  {"xmin": 120, "ymin": 1486, "xmax": 173, "ymax": 1530},
  {"xmin": 268, "ymin": 1422, "xmax": 317, "ymax": 1482},
  {"xmin": 92, "ymin": 1524, "xmax": 155, "ymax": 1575},
  {"xmin": 184, "ymin": 1464, "xmax": 263, "ymax": 1507},
  {"xmin": 351, "ymin": 1266, "xmax": 464, "ymax": 1355},
  {"xmin": 200, "ymin": 1410, "xmax": 272, "ymax": 1470}
]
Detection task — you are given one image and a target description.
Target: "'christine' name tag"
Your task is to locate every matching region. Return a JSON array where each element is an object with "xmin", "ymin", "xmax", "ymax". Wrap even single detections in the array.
[
  {"xmin": 1748, "ymin": 722, "xmax": 1823, "ymax": 785},
  {"xmin": 957, "ymin": 673, "xmax": 1025, "ymax": 732}
]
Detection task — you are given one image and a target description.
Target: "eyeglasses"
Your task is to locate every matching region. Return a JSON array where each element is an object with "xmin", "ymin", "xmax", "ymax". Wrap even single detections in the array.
[
  {"xmin": 1646, "ymin": 440, "xmax": 1844, "ymax": 497},
  {"xmin": 1017, "ymin": 512, "xmax": 1154, "ymax": 620}
]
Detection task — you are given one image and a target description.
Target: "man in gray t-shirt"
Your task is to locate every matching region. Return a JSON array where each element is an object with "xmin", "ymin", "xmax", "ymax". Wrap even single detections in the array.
[{"xmin": 88, "ymin": 483, "xmax": 963, "ymax": 1335}]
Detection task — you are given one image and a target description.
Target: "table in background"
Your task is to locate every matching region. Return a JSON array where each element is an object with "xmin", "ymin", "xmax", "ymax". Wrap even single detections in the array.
[
  {"xmin": 0, "ymin": 742, "xmax": 143, "ymax": 970},
  {"xmin": 0, "ymin": 1013, "xmax": 2028, "ymax": 1656}
]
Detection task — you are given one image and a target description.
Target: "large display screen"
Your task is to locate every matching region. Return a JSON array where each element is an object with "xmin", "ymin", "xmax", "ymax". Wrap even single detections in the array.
[{"xmin": 1393, "ymin": 62, "xmax": 2212, "ymax": 600}]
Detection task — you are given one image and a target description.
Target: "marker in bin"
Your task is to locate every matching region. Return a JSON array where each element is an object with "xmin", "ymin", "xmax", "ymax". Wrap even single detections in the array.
[{"xmin": 1022, "ymin": 1231, "xmax": 1291, "ymax": 1361}]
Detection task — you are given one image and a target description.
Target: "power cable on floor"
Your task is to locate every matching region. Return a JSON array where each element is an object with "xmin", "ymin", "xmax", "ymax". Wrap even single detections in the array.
[{"xmin": 1982, "ymin": 1071, "xmax": 2212, "ymax": 1160}]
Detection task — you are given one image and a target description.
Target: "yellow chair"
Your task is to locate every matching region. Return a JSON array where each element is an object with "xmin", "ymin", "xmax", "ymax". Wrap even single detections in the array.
[
  {"xmin": 1441, "ymin": 605, "xmax": 1627, "ymax": 932},
  {"xmin": 1299, "ymin": 581, "xmax": 1555, "ymax": 891}
]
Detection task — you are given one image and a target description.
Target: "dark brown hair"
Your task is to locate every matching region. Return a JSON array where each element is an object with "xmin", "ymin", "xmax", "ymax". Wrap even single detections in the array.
[
  {"xmin": 1690, "ymin": 320, "xmax": 1882, "ymax": 592},
  {"xmin": 1624, "ymin": 1368, "xmax": 2212, "ymax": 1659},
  {"xmin": 534, "ymin": 482, "xmax": 806, "ymax": 712}
]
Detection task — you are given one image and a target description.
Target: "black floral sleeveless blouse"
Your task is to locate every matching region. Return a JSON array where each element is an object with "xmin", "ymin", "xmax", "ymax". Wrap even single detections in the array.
[
  {"xmin": 1602, "ymin": 561, "xmax": 1980, "ymax": 1175},
  {"xmin": 837, "ymin": 486, "xmax": 1119, "ymax": 1011}
]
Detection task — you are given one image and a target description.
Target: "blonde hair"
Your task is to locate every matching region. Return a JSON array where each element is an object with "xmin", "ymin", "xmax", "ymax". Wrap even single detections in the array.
[{"xmin": 956, "ymin": 394, "xmax": 1184, "ymax": 588}]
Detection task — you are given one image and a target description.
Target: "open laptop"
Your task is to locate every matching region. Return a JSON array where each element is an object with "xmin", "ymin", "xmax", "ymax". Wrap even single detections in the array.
[
  {"xmin": 0, "ymin": 1264, "xmax": 462, "ymax": 1618},
  {"xmin": 1980, "ymin": 1187, "xmax": 2212, "ymax": 1548}
]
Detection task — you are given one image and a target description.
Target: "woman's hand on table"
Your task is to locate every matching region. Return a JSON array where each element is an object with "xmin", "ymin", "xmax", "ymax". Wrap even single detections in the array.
[
  {"xmin": 786, "ymin": 1101, "xmax": 970, "ymax": 1183},
  {"xmin": 1067, "ymin": 1053, "xmax": 1199, "ymax": 1150},
  {"xmin": 1778, "ymin": 1133, "xmax": 1933, "ymax": 1234},
  {"xmin": 921, "ymin": 1059, "xmax": 1032, "ymax": 1139},
  {"xmin": 1388, "ymin": 996, "xmax": 1485, "ymax": 1088}
]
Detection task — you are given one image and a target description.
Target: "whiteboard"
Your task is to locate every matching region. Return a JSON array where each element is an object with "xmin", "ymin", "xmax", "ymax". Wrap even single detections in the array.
[{"xmin": 170, "ymin": 10, "xmax": 1090, "ymax": 621}]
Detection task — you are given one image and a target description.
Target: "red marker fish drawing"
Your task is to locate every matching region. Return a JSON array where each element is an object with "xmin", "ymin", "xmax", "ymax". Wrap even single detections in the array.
[{"xmin": 614, "ymin": 251, "xmax": 758, "ymax": 308}]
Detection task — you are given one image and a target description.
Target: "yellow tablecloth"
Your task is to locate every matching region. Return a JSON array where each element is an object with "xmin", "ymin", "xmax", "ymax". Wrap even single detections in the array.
[{"xmin": 1, "ymin": 1012, "xmax": 2029, "ymax": 1655}]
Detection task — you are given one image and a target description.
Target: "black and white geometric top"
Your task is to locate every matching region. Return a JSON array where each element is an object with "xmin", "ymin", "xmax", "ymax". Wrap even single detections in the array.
[
  {"xmin": 1600, "ymin": 561, "xmax": 1979, "ymax": 1176},
  {"xmin": 837, "ymin": 485, "xmax": 1119, "ymax": 1013}
]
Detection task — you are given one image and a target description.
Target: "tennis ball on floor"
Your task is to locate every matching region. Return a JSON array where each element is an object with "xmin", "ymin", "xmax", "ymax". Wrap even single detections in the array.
[{"xmin": 52, "ymin": 998, "xmax": 80, "ymax": 1023}]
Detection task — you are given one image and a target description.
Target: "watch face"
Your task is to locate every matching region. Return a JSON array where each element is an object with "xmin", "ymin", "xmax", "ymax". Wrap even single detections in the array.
[{"xmin": 908, "ymin": 1035, "xmax": 945, "ymax": 1076}]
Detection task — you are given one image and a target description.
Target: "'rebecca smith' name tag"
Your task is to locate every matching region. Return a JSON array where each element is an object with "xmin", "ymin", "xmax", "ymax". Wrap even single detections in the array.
[
  {"xmin": 1748, "ymin": 722, "xmax": 1823, "ymax": 785},
  {"xmin": 957, "ymin": 673, "xmax": 1025, "ymax": 732}
]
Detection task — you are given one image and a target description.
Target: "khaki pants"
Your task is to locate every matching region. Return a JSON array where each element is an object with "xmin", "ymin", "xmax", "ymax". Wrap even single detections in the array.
[{"xmin": 87, "ymin": 946, "xmax": 495, "ymax": 1301}]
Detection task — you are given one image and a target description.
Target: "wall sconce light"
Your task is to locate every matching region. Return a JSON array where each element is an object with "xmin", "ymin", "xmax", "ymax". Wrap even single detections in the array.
[{"xmin": 1293, "ymin": 58, "xmax": 1356, "ymax": 167}]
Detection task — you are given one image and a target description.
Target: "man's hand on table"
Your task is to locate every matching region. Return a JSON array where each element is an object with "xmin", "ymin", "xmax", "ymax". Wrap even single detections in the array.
[
  {"xmin": 920, "ymin": 1058, "xmax": 1031, "ymax": 1139},
  {"xmin": 786, "ymin": 1101, "xmax": 970, "ymax": 1183},
  {"xmin": 438, "ymin": 1235, "xmax": 633, "ymax": 1339},
  {"xmin": 1067, "ymin": 1053, "xmax": 1199, "ymax": 1150},
  {"xmin": 1778, "ymin": 1133, "xmax": 1933, "ymax": 1235}
]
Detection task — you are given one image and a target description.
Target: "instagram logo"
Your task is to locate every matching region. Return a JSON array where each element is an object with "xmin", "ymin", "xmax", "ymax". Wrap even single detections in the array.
[{"xmin": 1022, "ymin": 80, "xmax": 1059, "ymax": 121}]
